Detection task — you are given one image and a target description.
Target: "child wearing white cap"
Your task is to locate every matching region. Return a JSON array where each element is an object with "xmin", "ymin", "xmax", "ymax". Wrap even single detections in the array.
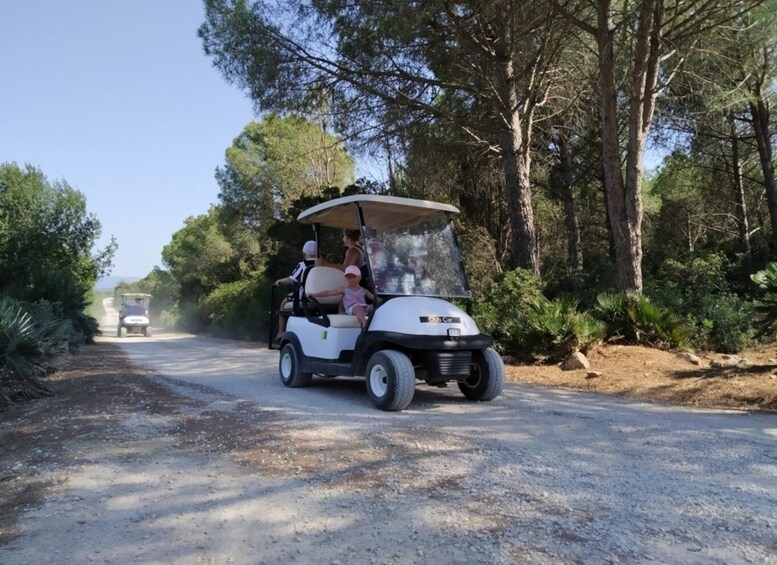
[
  {"xmin": 309, "ymin": 265, "xmax": 375, "ymax": 328},
  {"xmin": 273, "ymin": 240, "xmax": 317, "ymax": 341}
]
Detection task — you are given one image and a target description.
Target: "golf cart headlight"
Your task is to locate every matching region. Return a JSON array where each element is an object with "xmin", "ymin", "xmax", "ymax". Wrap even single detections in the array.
[{"xmin": 447, "ymin": 328, "xmax": 461, "ymax": 340}]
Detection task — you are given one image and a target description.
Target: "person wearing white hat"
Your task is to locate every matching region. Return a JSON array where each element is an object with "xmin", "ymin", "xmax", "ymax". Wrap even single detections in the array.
[
  {"xmin": 273, "ymin": 240, "xmax": 317, "ymax": 341},
  {"xmin": 309, "ymin": 264, "xmax": 376, "ymax": 328}
]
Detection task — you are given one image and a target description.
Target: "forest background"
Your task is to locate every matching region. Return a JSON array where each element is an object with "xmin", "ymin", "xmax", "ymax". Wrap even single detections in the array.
[{"xmin": 4, "ymin": 0, "xmax": 777, "ymax": 403}]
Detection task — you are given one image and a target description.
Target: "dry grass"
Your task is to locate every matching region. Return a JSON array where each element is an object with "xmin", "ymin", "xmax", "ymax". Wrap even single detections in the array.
[{"xmin": 505, "ymin": 343, "xmax": 777, "ymax": 412}]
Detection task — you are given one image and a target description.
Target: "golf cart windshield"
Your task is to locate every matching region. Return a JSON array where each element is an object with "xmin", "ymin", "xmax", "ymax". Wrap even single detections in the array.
[
  {"xmin": 365, "ymin": 217, "xmax": 469, "ymax": 298},
  {"xmin": 120, "ymin": 294, "xmax": 151, "ymax": 315}
]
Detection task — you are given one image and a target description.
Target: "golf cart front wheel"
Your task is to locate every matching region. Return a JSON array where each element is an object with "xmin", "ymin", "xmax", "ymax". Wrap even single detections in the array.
[
  {"xmin": 365, "ymin": 350, "xmax": 415, "ymax": 411},
  {"xmin": 458, "ymin": 348, "xmax": 505, "ymax": 401},
  {"xmin": 279, "ymin": 342, "xmax": 313, "ymax": 387}
]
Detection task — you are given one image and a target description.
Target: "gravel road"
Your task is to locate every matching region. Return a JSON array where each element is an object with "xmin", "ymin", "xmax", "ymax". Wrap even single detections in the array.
[{"xmin": 2, "ymin": 302, "xmax": 776, "ymax": 564}]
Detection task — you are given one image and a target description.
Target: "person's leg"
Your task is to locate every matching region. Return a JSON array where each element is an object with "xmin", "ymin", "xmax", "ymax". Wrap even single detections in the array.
[
  {"xmin": 352, "ymin": 305, "xmax": 367, "ymax": 328},
  {"xmin": 276, "ymin": 297, "xmax": 289, "ymax": 339}
]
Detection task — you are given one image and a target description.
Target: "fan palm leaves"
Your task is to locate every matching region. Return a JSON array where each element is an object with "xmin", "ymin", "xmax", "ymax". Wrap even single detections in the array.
[
  {"xmin": 0, "ymin": 297, "xmax": 53, "ymax": 402},
  {"xmin": 750, "ymin": 263, "xmax": 777, "ymax": 337},
  {"xmin": 594, "ymin": 292, "xmax": 692, "ymax": 349}
]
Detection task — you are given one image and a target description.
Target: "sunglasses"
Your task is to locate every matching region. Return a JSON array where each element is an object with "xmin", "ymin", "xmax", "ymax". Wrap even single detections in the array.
[{"xmin": 345, "ymin": 274, "xmax": 358, "ymax": 278}]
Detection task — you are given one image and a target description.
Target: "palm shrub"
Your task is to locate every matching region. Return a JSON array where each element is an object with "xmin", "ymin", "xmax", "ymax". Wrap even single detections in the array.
[
  {"xmin": 750, "ymin": 262, "xmax": 777, "ymax": 337},
  {"xmin": 33, "ymin": 271, "xmax": 99, "ymax": 350},
  {"xmin": 0, "ymin": 297, "xmax": 53, "ymax": 403},
  {"xmin": 9, "ymin": 270, "xmax": 98, "ymax": 350},
  {"xmin": 518, "ymin": 296, "xmax": 606, "ymax": 362},
  {"xmin": 594, "ymin": 292, "xmax": 692, "ymax": 349},
  {"xmin": 24, "ymin": 300, "xmax": 75, "ymax": 368},
  {"xmin": 592, "ymin": 292, "xmax": 631, "ymax": 339}
]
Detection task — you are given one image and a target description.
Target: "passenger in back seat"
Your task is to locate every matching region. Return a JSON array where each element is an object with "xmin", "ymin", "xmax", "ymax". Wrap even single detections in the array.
[
  {"xmin": 273, "ymin": 240, "xmax": 317, "ymax": 342},
  {"xmin": 309, "ymin": 265, "xmax": 376, "ymax": 329}
]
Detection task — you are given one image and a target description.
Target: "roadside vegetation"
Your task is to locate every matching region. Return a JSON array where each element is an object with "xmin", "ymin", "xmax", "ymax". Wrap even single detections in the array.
[{"xmin": 0, "ymin": 163, "xmax": 115, "ymax": 405}]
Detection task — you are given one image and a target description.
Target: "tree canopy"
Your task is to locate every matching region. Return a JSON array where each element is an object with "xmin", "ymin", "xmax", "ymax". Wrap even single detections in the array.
[
  {"xmin": 216, "ymin": 113, "xmax": 354, "ymax": 230},
  {"xmin": 0, "ymin": 162, "xmax": 115, "ymax": 292}
]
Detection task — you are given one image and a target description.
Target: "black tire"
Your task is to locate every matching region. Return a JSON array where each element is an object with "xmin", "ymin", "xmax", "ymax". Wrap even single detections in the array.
[
  {"xmin": 458, "ymin": 348, "xmax": 504, "ymax": 401},
  {"xmin": 279, "ymin": 342, "xmax": 313, "ymax": 388},
  {"xmin": 143, "ymin": 326, "xmax": 151, "ymax": 337},
  {"xmin": 365, "ymin": 350, "xmax": 415, "ymax": 411},
  {"xmin": 117, "ymin": 325, "xmax": 123, "ymax": 338}
]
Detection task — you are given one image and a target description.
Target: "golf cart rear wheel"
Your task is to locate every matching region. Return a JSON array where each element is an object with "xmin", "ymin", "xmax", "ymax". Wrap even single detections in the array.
[
  {"xmin": 365, "ymin": 350, "xmax": 415, "ymax": 411},
  {"xmin": 279, "ymin": 342, "xmax": 313, "ymax": 387},
  {"xmin": 458, "ymin": 348, "xmax": 505, "ymax": 401},
  {"xmin": 143, "ymin": 326, "xmax": 151, "ymax": 337}
]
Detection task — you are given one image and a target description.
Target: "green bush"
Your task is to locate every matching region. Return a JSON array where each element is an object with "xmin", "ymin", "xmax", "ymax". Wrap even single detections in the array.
[
  {"xmin": 169, "ymin": 299, "xmax": 210, "ymax": 334},
  {"xmin": 517, "ymin": 297, "xmax": 606, "ymax": 362},
  {"xmin": 593, "ymin": 292, "xmax": 692, "ymax": 349},
  {"xmin": 201, "ymin": 278, "xmax": 269, "ymax": 340},
  {"xmin": 474, "ymin": 269, "xmax": 607, "ymax": 360},
  {"xmin": 691, "ymin": 294, "xmax": 753, "ymax": 353},
  {"xmin": 473, "ymin": 268, "xmax": 544, "ymax": 348},
  {"xmin": 645, "ymin": 255, "xmax": 755, "ymax": 352}
]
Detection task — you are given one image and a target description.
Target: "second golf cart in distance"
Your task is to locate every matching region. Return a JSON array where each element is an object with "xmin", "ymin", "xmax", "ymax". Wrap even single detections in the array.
[{"xmin": 277, "ymin": 194, "xmax": 504, "ymax": 411}]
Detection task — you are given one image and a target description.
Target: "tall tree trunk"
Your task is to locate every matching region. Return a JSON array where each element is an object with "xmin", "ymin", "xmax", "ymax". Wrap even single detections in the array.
[
  {"xmin": 749, "ymin": 96, "xmax": 777, "ymax": 251},
  {"xmin": 729, "ymin": 112, "xmax": 751, "ymax": 255},
  {"xmin": 556, "ymin": 134, "xmax": 584, "ymax": 270},
  {"xmin": 498, "ymin": 129, "xmax": 538, "ymax": 273},
  {"xmin": 597, "ymin": 0, "xmax": 641, "ymax": 293},
  {"xmin": 597, "ymin": 0, "xmax": 662, "ymax": 294},
  {"xmin": 494, "ymin": 11, "xmax": 539, "ymax": 273}
]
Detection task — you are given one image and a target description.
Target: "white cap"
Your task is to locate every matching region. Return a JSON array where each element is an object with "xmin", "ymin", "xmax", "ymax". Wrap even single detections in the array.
[{"xmin": 302, "ymin": 240, "xmax": 317, "ymax": 255}]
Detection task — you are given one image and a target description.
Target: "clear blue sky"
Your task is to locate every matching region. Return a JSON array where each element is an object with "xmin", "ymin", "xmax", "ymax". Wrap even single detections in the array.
[{"xmin": 1, "ymin": 1, "xmax": 258, "ymax": 278}]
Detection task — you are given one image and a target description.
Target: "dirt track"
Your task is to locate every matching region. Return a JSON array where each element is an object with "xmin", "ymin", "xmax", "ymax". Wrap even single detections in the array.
[{"xmin": 1, "ymin": 314, "xmax": 776, "ymax": 563}]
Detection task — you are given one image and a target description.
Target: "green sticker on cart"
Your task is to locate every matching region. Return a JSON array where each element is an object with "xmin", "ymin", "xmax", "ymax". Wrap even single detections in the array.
[{"xmin": 320, "ymin": 330, "xmax": 328, "ymax": 339}]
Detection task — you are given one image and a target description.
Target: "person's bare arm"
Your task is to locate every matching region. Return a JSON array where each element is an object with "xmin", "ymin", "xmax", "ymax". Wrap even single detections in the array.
[{"xmin": 343, "ymin": 247, "xmax": 360, "ymax": 267}]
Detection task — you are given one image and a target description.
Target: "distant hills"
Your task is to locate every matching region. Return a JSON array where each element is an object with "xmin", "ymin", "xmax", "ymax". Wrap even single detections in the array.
[{"xmin": 95, "ymin": 275, "xmax": 141, "ymax": 291}]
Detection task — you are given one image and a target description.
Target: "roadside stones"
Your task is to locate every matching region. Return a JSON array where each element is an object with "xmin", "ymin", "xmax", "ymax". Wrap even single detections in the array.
[
  {"xmin": 562, "ymin": 351, "xmax": 590, "ymax": 371},
  {"xmin": 586, "ymin": 371, "xmax": 602, "ymax": 379},
  {"xmin": 677, "ymin": 352, "xmax": 701, "ymax": 365},
  {"xmin": 710, "ymin": 355, "xmax": 752, "ymax": 369}
]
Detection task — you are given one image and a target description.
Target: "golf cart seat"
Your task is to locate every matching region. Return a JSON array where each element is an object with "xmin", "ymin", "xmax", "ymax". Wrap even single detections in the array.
[{"xmin": 304, "ymin": 266, "xmax": 362, "ymax": 328}]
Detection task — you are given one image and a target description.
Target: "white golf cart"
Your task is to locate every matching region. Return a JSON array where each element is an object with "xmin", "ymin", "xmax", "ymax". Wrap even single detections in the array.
[
  {"xmin": 117, "ymin": 293, "xmax": 152, "ymax": 337},
  {"xmin": 276, "ymin": 194, "xmax": 504, "ymax": 411}
]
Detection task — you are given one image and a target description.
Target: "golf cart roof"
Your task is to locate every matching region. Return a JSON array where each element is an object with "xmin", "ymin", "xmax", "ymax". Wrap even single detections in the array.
[
  {"xmin": 297, "ymin": 195, "xmax": 459, "ymax": 230},
  {"xmin": 121, "ymin": 293, "xmax": 152, "ymax": 298}
]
